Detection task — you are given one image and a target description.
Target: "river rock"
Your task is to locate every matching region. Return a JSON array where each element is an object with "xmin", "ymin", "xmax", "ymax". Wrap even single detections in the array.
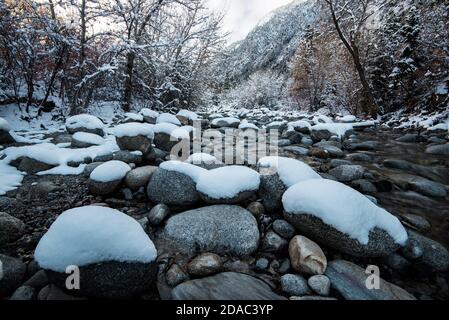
[
  {"xmin": 125, "ymin": 166, "xmax": 157, "ymax": 190},
  {"xmin": 162, "ymin": 205, "xmax": 260, "ymax": 256},
  {"xmin": 280, "ymin": 274, "xmax": 311, "ymax": 297},
  {"xmin": 166, "ymin": 264, "xmax": 189, "ymax": 287},
  {"xmin": 9, "ymin": 286, "xmax": 36, "ymax": 300},
  {"xmin": 18, "ymin": 157, "xmax": 55, "ymax": 174},
  {"xmin": 325, "ymin": 260, "xmax": 416, "ymax": 300},
  {"xmin": 284, "ymin": 146, "xmax": 309, "ymax": 156},
  {"xmin": 0, "ymin": 254, "xmax": 27, "ymax": 298},
  {"xmin": 187, "ymin": 253, "xmax": 223, "ymax": 277},
  {"xmin": 261, "ymin": 231, "xmax": 288, "ymax": 254},
  {"xmin": 272, "ymin": 220, "xmax": 295, "ymax": 240},
  {"xmin": 308, "ymin": 275, "xmax": 331, "ymax": 296},
  {"xmin": 148, "ymin": 204, "xmax": 170, "ymax": 226},
  {"xmin": 425, "ymin": 143, "xmax": 449, "ymax": 156},
  {"xmin": 407, "ymin": 230, "xmax": 449, "ymax": 272},
  {"xmin": 171, "ymin": 272, "xmax": 285, "ymax": 300},
  {"xmin": 289, "ymin": 236, "xmax": 327, "ymax": 275},
  {"xmin": 258, "ymin": 173, "xmax": 287, "ymax": 212},
  {"xmin": 329, "ymin": 165, "xmax": 365, "ymax": 182},
  {"xmin": 0, "ymin": 212, "xmax": 26, "ymax": 244},
  {"xmin": 147, "ymin": 168, "xmax": 200, "ymax": 206}
]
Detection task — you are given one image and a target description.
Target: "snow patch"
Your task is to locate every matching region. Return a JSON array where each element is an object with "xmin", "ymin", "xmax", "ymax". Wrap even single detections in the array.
[
  {"xmin": 72, "ymin": 132, "xmax": 105, "ymax": 146},
  {"xmin": 113, "ymin": 123, "xmax": 155, "ymax": 139},
  {"xmin": 0, "ymin": 161, "xmax": 24, "ymax": 195},
  {"xmin": 157, "ymin": 113, "xmax": 181, "ymax": 126},
  {"xmin": 160, "ymin": 160, "xmax": 207, "ymax": 182},
  {"xmin": 65, "ymin": 114, "xmax": 105, "ymax": 131}
]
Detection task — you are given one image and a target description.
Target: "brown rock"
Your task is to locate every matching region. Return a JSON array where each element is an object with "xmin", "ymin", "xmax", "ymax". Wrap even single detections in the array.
[{"xmin": 289, "ymin": 235, "xmax": 327, "ymax": 275}]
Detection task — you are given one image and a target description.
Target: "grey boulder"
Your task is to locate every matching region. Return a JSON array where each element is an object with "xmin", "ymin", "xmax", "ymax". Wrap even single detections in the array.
[
  {"xmin": 0, "ymin": 254, "xmax": 27, "ymax": 298},
  {"xmin": 171, "ymin": 272, "xmax": 285, "ymax": 300},
  {"xmin": 162, "ymin": 205, "xmax": 260, "ymax": 256},
  {"xmin": 0, "ymin": 212, "xmax": 26, "ymax": 245}
]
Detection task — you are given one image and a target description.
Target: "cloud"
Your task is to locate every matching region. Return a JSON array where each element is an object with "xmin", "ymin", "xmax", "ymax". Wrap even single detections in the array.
[{"xmin": 207, "ymin": 0, "xmax": 294, "ymax": 43}]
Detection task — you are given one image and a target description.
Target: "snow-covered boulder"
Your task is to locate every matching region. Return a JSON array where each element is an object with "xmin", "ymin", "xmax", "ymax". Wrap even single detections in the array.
[
  {"xmin": 34, "ymin": 206, "xmax": 158, "ymax": 299},
  {"xmin": 147, "ymin": 161, "xmax": 206, "ymax": 206},
  {"xmin": 257, "ymin": 157, "xmax": 322, "ymax": 212},
  {"xmin": 162, "ymin": 205, "xmax": 260, "ymax": 256},
  {"xmin": 0, "ymin": 117, "xmax": 15, "ymax": 145},
  {"xmin": 336, "ymin": 115, "xmax": 357, "ymax": 123},
  {"xmin": 311, "ymin": 123, "xmax": 354, "ymax": 142},
  {"xmin": 124, "ymin": 166, "xmax": 158, "ymax": 190},
  {"xmin": 88, "ymin": 161, "xmax": 131, "ymax": 196},
  {"xmin": 114, "ymin": 123, "xmax": 154, "ymax": 155},
  {"xmin": 238, "ymin": 120, "xmax": 259, "ymax": 131},
  {"xmin": 71, "ymin": 132, "xmax": 105, "ymax": 148},
  {"xmin": 123, "ymin": 112, "xmax": 144, "ymax": 123},
  {"xmin": 157, "ymin": 113, "xmax": 182, "ymax": 126},
  {"xmin": 211, "ymin": 117, "xmax": 240, "ymax": 129},
  {"xmin": 289, "ymin": 120, "xmax": 311, "ymax": 134},
  {"xmin": 153, "ymin": 123, "xmax": 192, "ymax": 152},
  {"xmin": 196, "ymin": 166, "xmax": 260, "ymax": 204},
  {"xmin": 65, "ymin": 114, "xmax": 105, "ymax": 136},
  {"xmin": 139, "ymin": 108, "xmax": 159, "ymax": 124},
  {"xmin": 186, "ymin": 153, "xmax": 222, "ymax": 170},
  {"xmin": 282, "ymin": 179, "xmax": 408, "ymax": 257},
  {"xmin": 177, "ymin": 109, "xmax": 200, "ymax": 125}
]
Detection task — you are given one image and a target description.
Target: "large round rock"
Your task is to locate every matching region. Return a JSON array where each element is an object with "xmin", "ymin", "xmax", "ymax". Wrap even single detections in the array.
[
  {"xmin": 162, "ymin": 205, "xmax": 260, "ymax": 256},
  {"xmin": 0, "ymin": 212, "xmax": 26, "ymax": 244},
  {"xmin": 283, "ymin": 179, "xmax": 408, "ymax": 257},
  {"xmin": 34, "ymin": 206, "xmax": 158, "ymax": 299},
  {"xmin": 0, "ymin": 254, "xmax": 27, "ymax": 298},
  {"xmin": 147, "ymin": 168, "xmax": 200, "ymax": 206}
]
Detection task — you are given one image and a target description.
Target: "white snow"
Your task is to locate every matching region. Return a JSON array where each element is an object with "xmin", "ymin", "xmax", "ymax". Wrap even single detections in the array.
[
  {"xmin": 313, "ymin": 115, "xmax": 334, "ymax": 124},
  {"xmin": 186, "ymin": 153, "xmax": 220, "ymax": 165},
  {"xmin": 282, "ymin": 179, "xmax": 408, "ymax": 245},
  {"xmin": 428, "ymin": 122, "xmax": 448, "ymax": 131},
  {"xmin": 160, "ymin": 160, "xmax": 207, "ymax": 182},
  {"xmin": 139, "ymin": 108, "xmax": 159, "ymax": 119},
  {"xmin": 113, "ymin": 123, "xmax": 155, "ymax": 139},
  {"xmin": 258, "ymin": 156, "xmax": 321, "ymax": 188},
  {"xmin": 34, "ymin": 206, "xmax": 157, "ymax": 272},
  {"xmin": 311, "ymin": 123, "xmax": 354, "ymax": 138},
  {"xmin": 124, "ymin": 112, "xmax": 144, "ymax": 122},
  {"xmin": 65, "ymin": 114, "xmax": 104, "ymax": 131},
  {"xmin": 211, "ymin": 117, "xmax": 240, "ymax": 127},
  {"xmin": 72, "ymin": 132, "xmax": 105, "ymax": 146},
  {"xmin": 157, "ymin": 113, "xmax": 182, "ymax": 126},
  {"xmin": 196, "ymin": 166, "xmax": 260, "ymax": 199},
  {"xmin": 177, "ymin": 109, "xmax": 200, "ymax": 121},
  {"xmin": 152, "ymin": 123, "xmax": 192, "ymax": 139},
  {"xmin": 90, "ymin": 160, "xmax": 131, "ymax": 182},
  {"xmin": 239, "ymin": 120, "xmax": 259, "ymax": 130},
  {"xmin": 37, "ymin": 164, "xmax": 87, "ymax": 176},
  {"xmin": 0, "ymin": 117, "xmax": 11, "ymax": 131},
  {"xmin": 0, "ymin": 161, "xmax": 24, "ymax": 195},
  {"xmin": 337, "ymin": 115, "xmax": 357, "ymax": 123},
  {"xmin": 2, "ymin": 139, "xmax": 119, "ymax": 168},
  {"xmin": 288, "ymin": 120, "xmax": 311, "ymax": 131}
]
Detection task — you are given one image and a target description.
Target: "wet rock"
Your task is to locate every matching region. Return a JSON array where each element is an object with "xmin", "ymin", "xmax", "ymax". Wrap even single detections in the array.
[
  {"xmin": 162, "ymin": 205, "xmax": 260, "ymax": 256},
  {"xmin": 319, "ymin": 145, "xmax": 344, "ymax": 158},
  {"xmin": 309, "ymin": 148, "xmax": 329, "ymax": 159},
  {"xmin": 408, "ymin": 177, "xmax": 447, "ymax": 198},
  {"xmin": 272, "ymin": 220, "xmax": 295, "ymax": 240},
  {"xmin": 247, "ymin": 202, "xmax": 265, "ymax": 218},
  {"xmin": 258, "ymin": 173, "xmax": 287, "ymax": 212},
  {"xmin": 187, "ymin": 253, "xmax": 222, "ymax": 277},
  {"xmin": 407, "ymin": 230, "xmax": 449, "ymax": 272},
  {"xmin": 425, "ymin": 143, "xmax": 449, "ymax": 156},
  {"xmin": 9, "ymin": 286, "xmax": 36, "ymax": 300},
  {"xmin": 329, "ymin": 165, "xmax": 365, "ymax": 182},
  {"xmin": 344, "ymin": 141, "xmax": 377, "ymax": 151},
  {"xmin": 351, "ymin": 179, "xmax": 377, "ymax": 193},
  {"xmin": 125, "ymin": 166, "xmax": 158, "ymax": 190},
  {"xmin": 329, "ymin": 159, "xmax": 352, "ymax": 168},
  {"xmin": 147, "ymin": 168, "xmax": 200, "ymax": 206},
  {"xmin": 256, "ymin": 258, "xmax": 270, "ymax": 270},
  {"xmin": 88, "ymin": 179, "xmax": 122, "ymax": 196},
  {"xmin": 166, "ymin": 264, "xmax": 189, "ymax": 287},
  {"xmin": 400, "ymin": 214, "xmax": 431, "ymax": 233},
  {"xmin": 382, "ymin": 253, "xmax": 411, "ymax": 271},
  {"xmin": 171, "ymin": 272, "xmax": 285, "ymax": 300},
  {"xmin": 280, "ymin": 274, "xmax": 311, "ymax": 296},
  {"xmin": 396, "ymin": 134, "xmax": 425, "ymax": 143},
  {"xmin": 284, "ymin": 146, "xmax": 309, "ymax": 156},
  {"xmin": 289, "ymin": 236, "xmax": 327, "ymax": 275},
  {"xmin": 0, "ymin": 254, "xmax": 27, "ymax": 298},
  {"xmin": 148, "ymin": 204, "xmax": 170, "ymax": 226},
  {"xmin": 308, "ymin": 275, "xmax": 331, "ymax": 296},
  {"xmin": 0, "ymin": 212, "xmax": 26, "ymax": 244},
  {"xmin": 261, "ymin": 231, "xmax": 288, "ymax": 254},
  {"xmin": 345, "ymin": 153, "xmax": 374, "ymax": 162},
  {"xmin": 311, "ymin": 130, "xmax": 332, "ymax": 143},
  {"xmin": 325, "ymin": 260, "xmax": 416, "ymax": 300},
  {"xmin": 400, "ymin": 238, "xmax": 424, "ymax": 261}
]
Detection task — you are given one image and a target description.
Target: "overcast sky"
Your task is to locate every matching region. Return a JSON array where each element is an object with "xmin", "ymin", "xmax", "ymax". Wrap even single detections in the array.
[{"xmin": 207, "ymin": 0, "xmax": 295, "ymax": 43}]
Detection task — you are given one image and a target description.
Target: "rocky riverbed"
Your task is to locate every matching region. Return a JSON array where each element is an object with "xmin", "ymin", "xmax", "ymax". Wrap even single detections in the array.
[{"xmin": 1, "ymin": 110, "xmax": 449, "ymax": 300}]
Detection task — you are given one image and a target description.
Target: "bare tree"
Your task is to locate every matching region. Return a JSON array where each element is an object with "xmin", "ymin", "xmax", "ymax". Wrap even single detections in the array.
[{"xmin": 325, "ymin": 0, "xmax": 378, "ymax": 116}]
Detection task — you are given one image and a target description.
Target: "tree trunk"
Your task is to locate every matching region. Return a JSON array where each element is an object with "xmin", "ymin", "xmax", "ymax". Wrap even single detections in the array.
[{"xmin": 122, "ymin": 52, "xmax": 135, "ymax": 112}]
